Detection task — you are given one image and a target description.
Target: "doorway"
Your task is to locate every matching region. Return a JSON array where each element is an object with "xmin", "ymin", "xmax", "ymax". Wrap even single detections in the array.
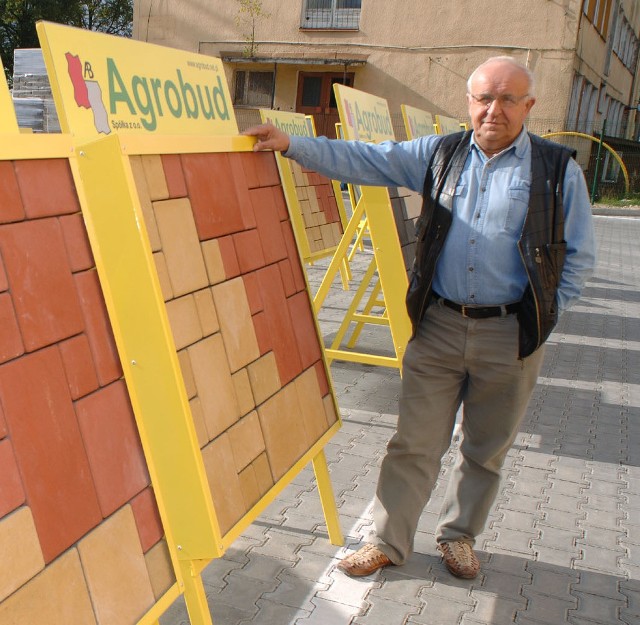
[{"xmin": 296, "ymin": 71, "xmax": 355, "ymax": 138}]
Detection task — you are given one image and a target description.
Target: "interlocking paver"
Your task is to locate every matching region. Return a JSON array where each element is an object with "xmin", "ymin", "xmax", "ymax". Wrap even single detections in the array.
[{"xmin": 158, "ymin": 213, "xmax": 640, "ymax": 625}]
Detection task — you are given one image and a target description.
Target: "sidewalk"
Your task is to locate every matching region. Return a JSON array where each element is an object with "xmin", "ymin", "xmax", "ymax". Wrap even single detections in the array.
[{"xmin": 161, "ymin": 213, "xmax": 640, "ymax": 625}]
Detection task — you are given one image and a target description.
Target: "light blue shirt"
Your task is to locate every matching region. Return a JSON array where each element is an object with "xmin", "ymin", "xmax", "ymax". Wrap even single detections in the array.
[{"xmin": 285, "ymin": 128, "xmax": 596, "ymax": 311}]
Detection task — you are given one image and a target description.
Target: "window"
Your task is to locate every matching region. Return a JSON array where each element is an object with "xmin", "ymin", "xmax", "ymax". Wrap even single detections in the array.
[
  {"xmin": 301, "ymin": 0, "xmax": 361, "ymax": 30},
  {"xmin": 612, "ymin": 14, "xmax": 639, "ymax": 71},
  {"xmin": 582, "ymin": 0, "xmax": 613, "ymax": 36},
  {"xmin": 233, "ymin": 70, "xmax": 275, "ymax": 107}
]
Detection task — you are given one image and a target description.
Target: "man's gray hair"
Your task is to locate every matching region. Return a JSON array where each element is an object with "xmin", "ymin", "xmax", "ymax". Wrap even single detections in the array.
[{"xmin": 467, "ymin": 56, "xmax": 536, "ymax": 97}]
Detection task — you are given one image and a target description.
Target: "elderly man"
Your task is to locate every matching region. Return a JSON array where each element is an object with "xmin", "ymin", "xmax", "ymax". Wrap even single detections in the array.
[{"xmin": 245, "ymin": 56, "xmax": 596, "ymax": 579}]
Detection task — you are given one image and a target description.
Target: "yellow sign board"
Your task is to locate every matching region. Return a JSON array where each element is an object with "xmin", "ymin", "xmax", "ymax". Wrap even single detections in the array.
[
  {"xmin": 401, "ymin": 104, "xmax": 435, "ymax": 139},
  {"xmin": 436, "ymin": 114, "xmax": 463, "ymax": 135},
  {"xmin": 334, "ymin": 83, "xmax": 394, "ymax": 143},
  {"xmin": 261, "ymin": 109, "xmax": 314, "ymax": 138},
  {"xmin": 0, "ymin": 56, "xmax": 18, "ymax": 133},
  {"xmin": 37, "ymin": 21, "xmax": 237, "ymax": 139}
]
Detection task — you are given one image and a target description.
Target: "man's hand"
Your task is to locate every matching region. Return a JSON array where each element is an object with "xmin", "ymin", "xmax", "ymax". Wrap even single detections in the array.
[{"xmin": 243, "ymin": 123, "xmax": 291, "ymax": 152}]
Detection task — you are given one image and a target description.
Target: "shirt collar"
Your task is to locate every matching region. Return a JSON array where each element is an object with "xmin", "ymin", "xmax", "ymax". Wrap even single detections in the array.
[{"xmin": 470, "ymin": 126, "xmax": 530, "ymax": 160}]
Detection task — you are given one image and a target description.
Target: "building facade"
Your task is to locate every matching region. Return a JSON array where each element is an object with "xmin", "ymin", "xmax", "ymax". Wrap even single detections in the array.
[{"xmin": 133, "ymin": 0, "xmax": 640, "ymax": 140}]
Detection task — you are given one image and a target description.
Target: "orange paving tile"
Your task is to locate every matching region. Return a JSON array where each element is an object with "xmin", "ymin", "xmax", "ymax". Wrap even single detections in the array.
[
  {"xmin": 182, "ymin": 153, "xmax": 249, "ymax": 239},
  {"xmin": 0, "ymin": 439, "xmax": 25, "ymax": 517},
  {"xmin": 59, "ymin": 213, "xmax": 94, "ymax": 273},
  {"xmin": 130, "ymin": 488, "xmax": 164, "ymax": 553},
  {"xmin": 13, "ymin": 159, "xmax": 79, "ymax": 218},
  {"xmin": 0, "ymin": 161, "xmax": 25, "ymax": 223},
  {"xmin": 256, "ymin": 264, "xmax": 301, "ymax": 385},
  {"xmin": 74, "ymin": 270, "xmax": 123, "ymax": 386},
  {"xmin": 58, "ymin": 334, "xmax": 100, "ymax": 400},
  {"xmin": 0, "ymin": 219, "xmax": 84, "ymax": 351},
  {"xmin": 75, "ymin": 381, "xmax": 150, "ymax": 517},
  {"xmin": 0, "ymin": 292, "xmax": 23, "ymax": 365},
  {"xmin": 0, "ymin": 347, "xmax": 102, "ymax": 562},
  {"xmin": 161, "ymin": 154, "xmax": 188, "ymax": 199},
  {"xmin": 287, "ymin": 291, "xmax": 322, "ymax": 369}
]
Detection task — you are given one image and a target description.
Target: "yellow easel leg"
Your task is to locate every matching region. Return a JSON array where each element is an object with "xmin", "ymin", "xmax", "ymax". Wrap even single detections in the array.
[
  {"xmin": 312, "ymin": 450, "xmax": 344, "ymax": 546},
  {"xmin": 180, "ymin": 560, "xmax": 214, "ymax": 625}
]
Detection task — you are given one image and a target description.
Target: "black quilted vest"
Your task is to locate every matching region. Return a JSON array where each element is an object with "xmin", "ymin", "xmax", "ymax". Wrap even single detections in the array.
[{"xmin": 405, "ymin": 130, "xmax": 575, "ymax": 358}]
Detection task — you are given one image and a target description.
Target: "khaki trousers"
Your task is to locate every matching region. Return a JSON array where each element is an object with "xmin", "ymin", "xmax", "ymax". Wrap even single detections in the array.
[{"xmin": 373, "ymin": 300, "xmax": 545, "ymax": 564}]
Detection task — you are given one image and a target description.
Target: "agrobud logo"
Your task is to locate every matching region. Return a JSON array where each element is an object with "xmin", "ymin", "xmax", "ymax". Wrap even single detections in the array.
[{"xmin": 65, "ymin": 52, "xmax": 231, "ymax": 133}]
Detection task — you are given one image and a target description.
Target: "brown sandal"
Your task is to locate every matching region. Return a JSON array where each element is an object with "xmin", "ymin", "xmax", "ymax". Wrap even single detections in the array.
[
  {"xmin": 438, "ymin": 541, "xmax": 480, "ymax": 579},
  {"xmin": 337, "ymin": 543, "xmax": 392, "ymax": 577}
]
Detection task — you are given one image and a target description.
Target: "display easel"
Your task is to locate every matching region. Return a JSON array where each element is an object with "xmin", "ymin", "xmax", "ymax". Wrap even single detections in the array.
[
  {"xmin": 312, "ymin": 84, "xmax": 411, "ymax": 370},
  {"xmin": 33, "ymin": 21, "xmax": 343, "ymax": 625}
]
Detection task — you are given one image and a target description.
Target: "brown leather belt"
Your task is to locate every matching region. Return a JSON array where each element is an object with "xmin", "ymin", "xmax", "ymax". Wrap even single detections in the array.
[{"xmin": 434, "ymin": 294, "xmax": 520, "ymax": 319}]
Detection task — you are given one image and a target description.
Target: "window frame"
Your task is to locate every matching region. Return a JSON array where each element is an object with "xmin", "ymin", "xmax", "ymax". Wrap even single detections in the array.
[{"xmin": 300, "ymin": 0, "xmax": 362, "ymax": 30}]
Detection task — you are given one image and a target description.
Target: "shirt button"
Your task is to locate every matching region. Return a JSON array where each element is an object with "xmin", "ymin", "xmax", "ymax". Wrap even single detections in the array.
[
  {"xmin": 475, "ymin": 213, "xmax": 481, "ymax": 219},
  {"xmin": 481, "ymin": 187, "xmax": 486, "ymax": 192},
  {"xmin": 470, "ymin": 239, "xmax": 476, "ymax": 244},
  {"xmin": 468, "ymin": 267, "xmax": 474, "ymax": 272}
]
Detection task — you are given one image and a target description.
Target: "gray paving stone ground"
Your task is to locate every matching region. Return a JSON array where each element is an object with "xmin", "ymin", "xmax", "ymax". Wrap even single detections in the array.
[{"xmin": 161, "ymin": 212, "xmax": 640, "ymax": 625}]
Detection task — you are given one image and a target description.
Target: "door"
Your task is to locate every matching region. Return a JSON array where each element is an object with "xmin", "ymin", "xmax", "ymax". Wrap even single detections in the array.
[{"xmin": 296, "ymin": 72, "xmax": 354, "ymax": 138}]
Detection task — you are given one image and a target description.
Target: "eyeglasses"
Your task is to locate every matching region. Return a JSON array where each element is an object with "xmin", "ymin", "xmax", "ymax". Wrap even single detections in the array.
[{"xmin": 469, "ymin": 93, "xmax": 531, "ymax": 109}]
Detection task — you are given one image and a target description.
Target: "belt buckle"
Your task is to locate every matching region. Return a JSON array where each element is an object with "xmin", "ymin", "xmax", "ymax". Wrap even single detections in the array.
[{"xmin": 460, "ymin": 305, "xmax": 469, "ymax": 318}]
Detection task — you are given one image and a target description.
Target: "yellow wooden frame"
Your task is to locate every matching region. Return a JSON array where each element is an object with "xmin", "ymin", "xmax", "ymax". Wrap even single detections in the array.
[{"xmin": 71, "ymin": 132, "xmax": 344, "ymax": 625}]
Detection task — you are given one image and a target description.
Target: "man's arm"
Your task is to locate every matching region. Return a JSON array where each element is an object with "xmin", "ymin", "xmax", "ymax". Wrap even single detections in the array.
[
  {"xmin": 557, "ymin": 158, "xmax": 597, "ymax": 312},
  {"xmin": 244, "ymin": 123, "xmax": 437, "ymax": 193}
]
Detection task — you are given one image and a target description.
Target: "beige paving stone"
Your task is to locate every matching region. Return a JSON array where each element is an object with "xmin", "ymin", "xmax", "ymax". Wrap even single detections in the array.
[
  {"xmin": 141, "ymin": 154, "xmax": 169, "ymax": 201},
  {"xmin": 323, "ymin": 394, "xmax": 339, "ymax": 427},
  {"xmin": 252, "ymin": 452, "xmax": 274, "ymax": 495},
  {"xmin": 232, "ymin": 367, "xmax": 256, "ymax": 416},
  {"xmin": 194, "ymin": 288, "xmax": 219, "ymax": 336},
  {"xmin": 166, "ymin": 294, "xmax": 203, "ymax": 350},
  {"xmin": 189, "ymin": 397, "xmax": 209, "ymax": 448},
  {"xmin": 202, "ymin": 433, "xmax": 246, "ymax": 534},
  {"xmin": 178, "ymin": 348, "xmax": 197, "ymax": 399},
  {"xmin": 228, "ymin": 410, "xmax": 266, "ymax": 472},
  {"xmin": 154, "ymin": 198, "xmax": 209, "ymax": 297},
  {"xmin": 78, "ymin": 506, "xmax": 155, "ymax": 625},
  {"xmin": 238, "ymin": 464, "xmax": 261, "ymax": 509},
  {"xmin": 188, "ymin": 334, "xmax": 240, "ymax": 440},
  {"xmin": 257, "ymin": 383, "xmax": 308, "ymax": 481},
  {"xmin": 129, "ymin": 156, "xmax": 162, "ymax": 252},
  {"xmin": 247, "ymin": 352, "xmax": 281, "ymax": 406},
  {"xmin": 307, "ymin": 189, "xmax": 320, "ymax": 213},
  {"xmin": 0, "ymin": 507, "xmax": 45, "ymax": 602},
  {"xmin": 201, "ymin": 239, "xmax": 226, "ymax": 285},
  {"xmin": 153, "ymin": 251, "xmax": 174, "ymax": 301},
  {"xmin": 144, "ymin": 539, "xmax": 176, "ymax": 601},
  {"xmin": 0, "ymin": 549, "xmax": 96, "ymax": 624},
  {"xmin": 211, "ymin": 277, "xmax": 259, "ymax": 372},
  {"xmin": 295, "ymin": 368, "xmax": 329, "ymax": 446}
]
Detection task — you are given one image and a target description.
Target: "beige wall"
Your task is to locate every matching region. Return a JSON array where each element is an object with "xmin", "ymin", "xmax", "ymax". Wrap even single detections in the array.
[{"xmin": 134, "ymin": 0, "xmax": 639, "ymax": 135}]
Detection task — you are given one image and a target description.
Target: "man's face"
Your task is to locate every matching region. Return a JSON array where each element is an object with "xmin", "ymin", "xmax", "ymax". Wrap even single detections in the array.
[{"xmin": 467, "ymin": 61, "xmax": 535, "ymax": 152}]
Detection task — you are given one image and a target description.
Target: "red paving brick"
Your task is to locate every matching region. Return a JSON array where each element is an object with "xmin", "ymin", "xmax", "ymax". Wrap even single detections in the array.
[
  {"xmin": 75, "ymin": 380, "xmax": 150, "ymax": 517},
  {"xmin": 58, "ymin": 334, "xmax": 100, "ymax": 400},
  {"xmin": 217, "ymin": 235, "xmax": 240, "ymax": 279},
  {"xmin": 162, "ymin": 154, "xmax": 188, "ymax": 198},
  {"xmin": 0, "ymin": 161, "xmax": 25, "ymax": 224},
  {"xmin": 256, "ymin": 264, "xmax": 301, "ymax": 385},
  {"xmin": 0, "ymin": 346, "xmax": 102, "ymax": 562},
  {"xmin": 0, "ymin": 292, "xmax": 24, "ymax": 365},
  {"xmin": 287, "ymin": 291, "xmax": 322, "ymax": 369},
  {"xmin": 0, "ymin": 219, "xmax": 85, "ymax": 351},
  {"xmin": 74, "ymin": 270, "xmax": 123, "ymax": 386},
  {"xmin": 243, "ymin": 272, "xmax": 264, "ymax": 315},
  {"xmin": 182, "ymin": 153, "xmax": 249, "ymax": 239},
  {"xmin": 13, "ymin": 159, "xmax": 80, "ymax": 218},
  {"xmin": 0, "ymin": 438, "xmax": 26, "ymax": 518},
  {"xmin": 59, "ymin": 213, "xmax": 94, "ymax": 273},
  {"xmin": 233, "ymin": 229, "xmax": 266, "ymax": 274},
  {"xmin": 251, "ymin": 188, "xmax": 288, "ymax": 265},
  {"xmin": 130, "ymin": 487, "xmax": 164, "ymax": 553}
]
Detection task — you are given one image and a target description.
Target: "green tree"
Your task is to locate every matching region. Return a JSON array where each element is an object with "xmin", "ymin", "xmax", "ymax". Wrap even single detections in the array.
[
  {"xmin": 1, "ymin": 0, "xmax": 132, "ymax": 80},
  {"xmin": 234, "ymin": 0, "xmax": 270, "ymax": 58}
]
